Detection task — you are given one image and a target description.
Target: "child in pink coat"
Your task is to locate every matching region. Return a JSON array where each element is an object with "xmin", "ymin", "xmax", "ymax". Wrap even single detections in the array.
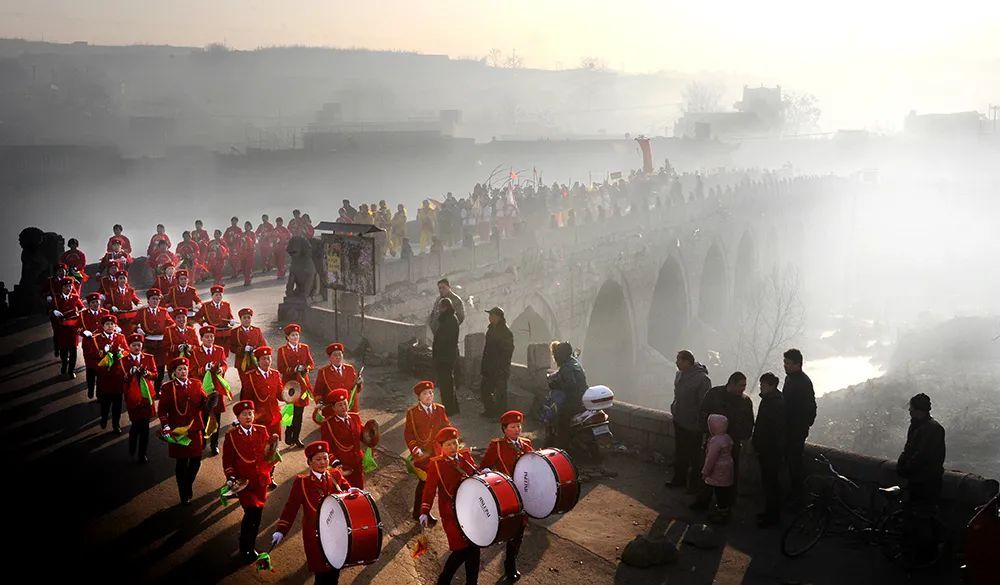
[{"xmin": 702, "ymin": 413, "xmax": 734, "ymax": 521}]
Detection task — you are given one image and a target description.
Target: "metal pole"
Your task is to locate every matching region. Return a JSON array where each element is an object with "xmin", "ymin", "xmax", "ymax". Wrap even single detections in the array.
[{"xmin": 334, "ymin": 289, "xmax": 339, "ymax": 340}]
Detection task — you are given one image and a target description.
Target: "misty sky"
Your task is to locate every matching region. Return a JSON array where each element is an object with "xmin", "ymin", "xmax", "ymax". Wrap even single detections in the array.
[{"xmin": 2, "ymin": 0, "xmax": 999, "ymax": 129}]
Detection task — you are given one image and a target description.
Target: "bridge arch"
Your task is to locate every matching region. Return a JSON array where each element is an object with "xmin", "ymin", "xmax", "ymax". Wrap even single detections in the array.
[
  {"xmin": 582, "ymin": 277, "xmax": 636, "ymax": 398},
  {"xmin": 509, "ymin": 293, "xmax": 560, "ymax": 363},
  {"xmin": 647, "ymin": 255, "xmax": 689, "ymax": 360},
  {"xmin": 698, "ymin": 242, "xmax": 728, "ymax": 329}
]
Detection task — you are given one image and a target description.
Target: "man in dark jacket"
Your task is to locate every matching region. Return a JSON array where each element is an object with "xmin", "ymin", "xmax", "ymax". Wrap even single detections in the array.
[
  {"xmin": 897, "ymin": 393, "xmax": 946, "ymax": 508},
  {"xmin": 432, "ymin": 297, "xmax": 461, "ymax": 415},
  {"xmin": 480, "ymin": 306, "xmax": 515, "ymax": 417},
  {"xmin": 667, "ymin": 350, "xmax": 712, "ymax": 489},
  {"xmin": 546, "ymin": 341, "xmax": 588, "ymax": 453},
  {"xmin": 782, "ymin": 348, "xmax": 816, "ymax": 505},
  {"xmin": 693, "ymin": 371, "xmax": 755, "ymax": 509},
  {"xmin": 753, "ymin": 372, "xmax": 785, "ymax": 527}
]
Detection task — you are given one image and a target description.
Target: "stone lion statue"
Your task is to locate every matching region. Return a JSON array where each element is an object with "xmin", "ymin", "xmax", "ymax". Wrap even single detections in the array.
[{"xmin": 286, "ymin": 236, "xmax": 315, "ymax": 298}]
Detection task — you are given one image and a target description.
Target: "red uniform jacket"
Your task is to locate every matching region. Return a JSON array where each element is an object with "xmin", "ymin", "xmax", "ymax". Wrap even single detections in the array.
[
  {"xmin": 50, "ymin": 293, "xmax": 85, "ymax": 348},
  {"xmin": 240, "ymin": 232, "xmax": 256, "ymax": 258},
  {"xmin": 165, "ymin": 285, "xmax": 202, "ymax": 311},
  {"xmin": 403, "ymin": 403, "xmax": 451, "ymax": 472},
  {"xmin": 223, "ymin": 226, "xmax": 243, "ymax": 251},
  {"xmin": 313, "ymin": 363, "xmax": 362, "ymax": 412},
  {"xmin": 273, "ymin": 226, "xmax": 292, "ymax": 247},
  {"xmin": 256, "ymin": 222, "xmax": 274, "ymax": 249},
  {"xmin": 148, "ymin": 250, "xmax": 178, "ymax": 271},
  {"xmin": 190, "ymin": 343, "xmax": 230, "ymax": 415},
  {"xmin": 241, "ymin": 367, "xmax": 283, "ymax": 438},
  {"xmin": 105, "ymin": 286, "xmax": 140, "ymax": 313},
  {"xmin": 192, "ymin": 228, "xmax": 210, "ymax": 245},
  {"xmin": 480, "ymin": 437, "xmax": 534, "ymax": 476},
  {"xmin": 98, "ymin": 251, "xmax": 132, "ymax": 274},
  {"xmin": 319, "ymin": 412, "xmax": 365, "ymax": 488},
  {"xmin": 153, "ymin": 275, "xmax": 175, "ymax": 293},
  {"xmin": 47, "ymin": 276, "xmax": 81, "ymax": 300},
  {"xmin": 175, "ymin": 240, "xmax": 201, "ymax": 263},
  {"xmin": 60, "ymin": 249, "xmax": 87, "ymax": 273},
  {"xmin": 275, "ymin": 469, "xmax": 351, "ymax": 573},
  {"xmin": 133, "ymin": 306, "xmax": 174, "ymax": 361},
  {"xmin": 79, "ymin": 307, "xmax": 110, "ymax": 336},
  {"xmin": 230, "ymin": 326, "xmax": 266, "ymax": 373},
  {"xmin": 192, "ymin": 300, "xmax": 234, "ymax": 343},
  {"xmin": 117, "ymin": 351, "xmax": 158, "ymax": 420},
  {"xmin": 164, "ymin": 324, "xmax": 199, "ymax": 364},
  {"xmin": 422, "ymin": 450, "xmax": 480, "ymax": 550},
  {"xmin": 107, "ymin": 234, "xmax": 133, "ymax": 254},
  {"xmin": 85, "ymin": 331, "xmax": 128, "ymax": 379},
  {"xmin": 157, "ymin": 377, "xmax": 208, "ymax": 458},
  {"xmin": 277, "ymin": 343, "xmax": 315, "ymax": 406},
  {"xmin": 147, "ymin": 233, "xmax": 172, "ymax": 256},
  {"xmin": 206, "ymin": 240, "xmax": 229, "ymax": 263},
  {"xmin": 222, "ymin": 423, "xmax": 271, "ymax": 508}
]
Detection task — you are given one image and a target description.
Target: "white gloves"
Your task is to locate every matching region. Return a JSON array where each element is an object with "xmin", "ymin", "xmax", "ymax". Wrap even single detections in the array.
[
  {"xmin": 112, "ymin": 307, "xmax": 120, "ymax": 313},
  {"xmin": 103, "ymin": 344, "xmax": 111, "ymax": 352},
  {"xmin": 295, "ymin": 365, "xmax": 306, "ymax": 373},
  {"xmin": 161, "ymin": 425, "xmax": 172, "ymax": 434},
  {"xmin": 245, "ymin": 345, "xmax": 253, "ymax": 353},
  {"xmin": 413, "ymin": 447, "xmax": 424, "ymax": 457},
  {"xmin": 272, "ymin": 532, "xmax": 283, "ymax": 546},
  {"xmin": 136, "ymin": 325, "xmax": 145, "ymax": 335},
  {"xmin": 419, "ymin": 514, "xmax": 429, "ymax": 528},
  {"xmin": 348, "ymin": 487, "xmax": 362, "ymax": 494},
  {"xmin": 481, "ymin": 468, "xmax": 492, "ymax": 474},
  {"xmin": 83, "ymin": 330, "xmax": 93, "ymax": 338},
  {"xmin": 46, "ymin": 295, "xmax": 53, "ymax": 303},
  {"xmin": 53, "ymin": 310, "xmax": 64, "ymax": 318}
]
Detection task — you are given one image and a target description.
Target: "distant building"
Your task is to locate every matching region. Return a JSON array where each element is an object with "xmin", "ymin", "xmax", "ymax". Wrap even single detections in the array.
[
  {"xmin": 904, "ymin": 110, "xmax": 984, "ymax": 139},
  {"xmin": 673, "ymin": 85, "xmax": 783, "ymax": 140}
]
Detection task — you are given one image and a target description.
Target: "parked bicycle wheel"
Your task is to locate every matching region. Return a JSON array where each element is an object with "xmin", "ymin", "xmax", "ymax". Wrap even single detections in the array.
[
  {"xmin": 782, "ymin": 503, "xmax": 829, "ymax": 557},
  {"xmin": 878, "ymin": 509, "xmax": 945, "ymax": 570}
]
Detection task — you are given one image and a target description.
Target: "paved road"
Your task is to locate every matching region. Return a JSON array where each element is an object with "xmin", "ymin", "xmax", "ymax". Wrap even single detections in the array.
[{"xmin": 0, "ymin": 279, "xmax": 960, "ymax": 584}]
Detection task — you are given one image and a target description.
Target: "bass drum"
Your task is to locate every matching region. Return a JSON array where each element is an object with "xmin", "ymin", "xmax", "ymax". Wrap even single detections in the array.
[
  {"xmin": 512, "ymin": 447, "xmax": 580, "ymax": 519},
  {"xmin": 455, "ymin": 471, "xmax": 525, "ymax": 547},
  {"xmin": 318, "ymin": 490, "xmax": 383, "ymax": 569}
]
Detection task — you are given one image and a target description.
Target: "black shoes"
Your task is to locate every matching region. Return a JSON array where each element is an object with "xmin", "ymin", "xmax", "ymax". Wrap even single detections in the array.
[
  {"xmin": 505, "ymin": 570, "xmax": 522, "ymax": 583},
  {"xmin": 211, "ymin": 445, "xmax": 220, "ymax": 456},
  {"xmin": 293, "ymin": 440, "xmax": 305, "ymax": 448}
]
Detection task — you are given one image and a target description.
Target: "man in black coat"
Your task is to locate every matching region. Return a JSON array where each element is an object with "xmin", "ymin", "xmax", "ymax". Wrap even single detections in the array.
[
  {"xmin": 432, "ymin": 297, "xmax": 461, "ymax": 415},
  {"xmin": 693, "ymin": 371, "xmax": 755, "ymax": 510},
  {"xmin": 752, "ymin": 372, "xmax": 785, "ymax": 527},
  {"xmin": 897, "ymin": 393, "xmax": 946, "ymax": 508},
  {"xmin": 782, "ymin": 348, "xmax": 816, "ymax": 506},
  {"xmin": 480, "ymin": 307, "xmax": 515, "ymax": 417}
]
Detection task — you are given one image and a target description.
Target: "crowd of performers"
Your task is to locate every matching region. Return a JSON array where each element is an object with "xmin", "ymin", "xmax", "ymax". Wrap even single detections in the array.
[{"xmin": 46, "ymin": 243, "xmax": 535, "ymax": 584}]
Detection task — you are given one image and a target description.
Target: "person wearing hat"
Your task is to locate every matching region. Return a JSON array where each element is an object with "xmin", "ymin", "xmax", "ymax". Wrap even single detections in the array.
[
  {"xmin": 146, "ymin": 223, "xmax": 172, "ymax": 257},
  {"xmin": 421, "ymin": 426, "xmax": 482, "ymax": 584},
  {"xmin": 238, "ymin": 221, "xmax": 257, "ymax": 287},
  {"xmin": 79, "ymin": 293, "xmax": 111, "ymax": 398},
  {"xmin": 46, "ymin": 262, "xmax": 81, "ymax": 302},
  {"xmin": 175, "ymin": 231, "xmax": 203, "ymax": 282},
  {"xmin": 242, "ymin": 346, "xmax": 283, "ymax": 488},
  {"xmin": 100, "ymin": 235, "xmax": 133, "ymax": 276},
  {"xmin": 271, "ymin": 440, "xmax": 354, "ymax": 584},
  {"xmin": 59, "ymin": 237, "xmax": 88, "ymax": 280},
  {"xmin": 98, "ymin": 258, "xmax": 124, "ymax": 298},
  {"xmin": 164, "ymin": 308, "xmax": 200, "ymax": 366},
  {"xmin": 88, "ymin": 315, "xmax": 127, "ymax": 402},
  {"xmin": 480, "ymin": 410, "xmax": 532, "ymax": 582},
  {"xmin": 50, "ymin": 277, "xmax": 86, "ymax": 378},
  {"xmin": 206, "ymin": 231, "xmax": 230, "ymax": 285},
  {"xmin": 230, "ymin": 308, "xmax": 266, "ymax": 379},
  {"xmin": 480, "ymin": 306, "xmax": 515, "ymax": 418},
  {"xmin": 223, "ymin": 400, "xmax": 277, "ymax": 563},
  {"xmin": 313, "ymin": 342, "xmax": 363, "ymax": 412},
  {"xmin": 316, "ymin": 388, "xmax": 368, "ymax": 489},
  {"xmin": 106, "ymin": 224, "xmax": 133, "ymax": 255},
  {"xmin": 153, "ymin": 263, "xmax": 177, "ymax": 296},
  {"xmin": 190, "ymin": 325, "xmax": 231, "ymax": 455},
  {"xmin": 898, "ymin": 393, "xmax": 946, "ymax": 509},
  {"xmin": 191, "ymin": 219, "xmax": 210, "ymax": 251},
  {"xmin": 104, "ymin": 271, "xmax": 140, "ymax": 331},
  {"xmin": 277, "ymin": 323, "xmax": 315, "ymax": 448},
  {"xmin": 193, "ymin": 284, "xmax": 235, "ymax": 347},
  {"xmin": 404, "ymin": 380, "xmax": 451, "ymax": 521},
  {"xmin": 166, "ymin": 269, "xmax": 202, "ymax": 312},
  {"xmin": 45, "ymin": 264, "xmax": 73, "ymax": 358},
  {"xmin": 147, "ymin": 238, "xmax": 178, "ymax": 273},
  {"xmin": 117, "ymin": 333, "xmax": 158, "ymax": 460},
  {"xmin": 222, "ymin": 216, "xmax": 242, "ymax": 276},
  {"xmin": 158, "ymin": 356, "xmax": 210, "ymax": 505},
  {"xmin": 134, "ymin": 288, "xmax": 175, "ymax": 390}
]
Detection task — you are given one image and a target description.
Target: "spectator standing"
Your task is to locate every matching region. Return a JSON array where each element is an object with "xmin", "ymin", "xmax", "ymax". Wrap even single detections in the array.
[
  {"xmin": 693, "ymin": 371, "xmax": 754, "ymax": 509},
  {"xmin": 667, "ymin": 350, "xmax": 711, "ymax": 489},
  {"xmin": 783, "ymin": 348, "xmax": 816, "ymax": 506},
  {"xmin": 752, "ymin": 372, "xmax": 785, "ymax": 527},
  {"xmin": 432, "ymin": 298, "xmax": 461, "ymax": 415},
  {"xmin": 479, "ymin": 306, "xmax": 514, "ymax": 417}
]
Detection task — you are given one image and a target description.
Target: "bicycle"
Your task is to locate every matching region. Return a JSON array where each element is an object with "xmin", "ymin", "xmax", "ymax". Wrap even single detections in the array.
[{"xmin": 781, "ymin": 454, "xmax": 945, "ymax": 570}]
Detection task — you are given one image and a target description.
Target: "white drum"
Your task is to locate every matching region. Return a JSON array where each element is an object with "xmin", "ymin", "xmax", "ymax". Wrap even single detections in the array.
[
  {"xmin": 454, "ymin": 472, "xmax": 524, "ymax": 547},
  {"xmin": 318, "ymin": 491, "xmax": 382, "ymax": 569},
  {"xmin": 513, "ymin": 448, "xmax": 580, "ymax": 519}
]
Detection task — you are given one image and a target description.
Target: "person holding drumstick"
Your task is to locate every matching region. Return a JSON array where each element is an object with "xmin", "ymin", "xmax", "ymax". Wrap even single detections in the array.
[
  {"xmin": 189, "ymin": 325, "xmax": 230, "ymax": 455},
  {"xmin": 223, "ymin": 400, "xmax": 277, "ymax": 564},
  {"xmin": 192, "ymin": 284, "xmax": 235, "ymax": 349},
  {"xmin": 421, "ymin": 426, "xmax": 482, "ymax": 585},
  {"xmin": 230, "ymin": 308, "xmax": 266, "ymax": 383},
  {"xmin": 133, "ymin": 288, "xmax": 174, "ymax": 390},
  {"xmin": 313, "ymin": 342, "xmax": 363, "ymax": 412},
  {"xmin": 271, "ymin": 440, "xmax": 356, "ymax": 585},
  {"xmin": 276, "ymin": 323, "xmax": 315, "ymax": 448},
  {"xmin": 165, "ymin": 268, "xmax": 202, "ymax": 313},
  {"xmin": 104, "ymin": 270, "xmax": 140, "ymax": 332},
  {"xmin": 49, "ymin": 276, "xmax": 85, "ymax": 379},
  {"xmin": 405, "ymin": 380, "xmax": 451, "ymax": 523},
  {"xmin": 241, "ymin": 346, "xmax": 283, "ymax": 489},
  {"xmin": 118, "ymin": 333, "xmax": 158, "ymax": 461},
  {"xmin": 157, "ymin": 357, "xmax": 211, "ymax": 505},
  {"xmin": 316, "ymin": 388, "xmax": 367, "ymax": 489},
  {"xmin": 164, "ymin": 308, "xmax": 200, "ymax": 367},
  {"xmin": 480, "ymin": 410, "xmax": 533, "ymax": 583}
]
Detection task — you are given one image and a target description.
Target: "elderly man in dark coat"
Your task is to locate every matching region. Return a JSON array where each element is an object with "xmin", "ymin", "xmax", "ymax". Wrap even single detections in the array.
[{"xmin": 480, "ymin": 306, "xmax": 514, "ymax": 417}]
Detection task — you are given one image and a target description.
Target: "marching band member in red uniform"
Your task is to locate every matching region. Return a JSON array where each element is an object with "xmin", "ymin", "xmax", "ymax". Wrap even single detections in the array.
[
  {"xmin": 133, "ymin": 288, "xmax": 174, "ymax": 388},
  {"xmin": 165, "ymin": 269, "xmax": 202, "ymax": 312},
  {"xmin": 206, "ymin": 231, "xmax": 229, "ymax": 285},
  {"xmin": 175, "ymin": 231, "xmax": 203, "ymax": 281},
  {"xmin": 146, "ymin": 223, "xmax": 172, "ymax": 257},
  {"xmin": 276, "ymin": 323, "xmax": 314, "ymax": 447},
  {"xmin": 223, "ymin": 216, "xmax": 243, "ymax": 278},
  {"xmin": 272, "ymin": 217, "xmax": 291, "ymax": 279},
  {"xmin": 302, "ymin": 213, "xmax": 316, "ymax": 239},
  {"xmin": 118, "ymin": 333, "xmax": 158, "ymax": 462},
  {"xmin": 193, "ymin": 284, "xmax": 235, "ymax": 348},
  {"xmin": 148, "ymin": 239, "xmax": 178, "ymax": 273},
  {"xmin": 288, "ymin": 209, "xmax": 305, "ymax": 238},
  {"xmin": 107, "ymin": 224, "xmax": 132, "ymax": 255},
  {"xmin": 98, "ymin": 259, "xmax": 124, "ymax": 298},
  {"xmin": 87, "ymin": 315, "xmax": 126, "ymax": 402},
  {"xmin": 192, "ymin": 219, "xmax": 210, "ymax": 249},
  {"xmin": 152, "ymin": 263, "xmax": 177, "ymax": 296},
  {"xmin": 317, "ymin": 388, "xmax": 367, "ymax": 489},
  {"xmin": 223, "ymin": 400, "xmax": 276, "ymax": 563},
  {"xmin": 99, "ymin": 237, "xmax": 132, "ymax": 280},
  {"xmin": 164, "ymin": 308, "xmax": 200, "ymax": 366},
  {"xmin": 79, "ymin": 293, "xmax": 109, "ymax": 398},
  {"xmin": 404, "ymin": 380, "xmax": 451, "ymax": 521},
  {"xmin": 255, "ymin": 214, "xmax": 275, "ymax": 273},
  {"xmin": 46, "ymin": 264, "xmax": 79, "ymax": 358},
  {"xmin": 50, "ymin": 277, "xmax": 85, "ymax": 378},
  {"xmin": 313, "ymin": 342, "xmax": 363, "ymax": 412},
  {"xmin": 241, "ymin": 346, "xmax": 283, "ymax": 489},
  {"xmin": 271, "ymin": 441, "xmax": 354, "ymax": 585},
  {"xmin": 480, "ymin": 410, "xmax": 533, "ymax": 582},
  {"xmin": 105, "ymin": 271, "xmax": 140, "ymax": 331},
  {"xmin": 189, "ymin": 325, "xmax": 230, "ymax": 455},
  {"xmin": 421, "ymin": 426, "xmax": 482, "ymax": 585},
  {"xmin": 239, "ymin": 221, "xmax": 257, "ymax": 286},
  {"xmin": 60, "ymin": 238, "xmax": 87, "ymax": 278},
  {"xmin": 158, "ymin": 357, "xmax": 209, "ymax": 505},
  {"xmin": 230, "ymin": 308, "xmax": 266, "ymax": 379}
]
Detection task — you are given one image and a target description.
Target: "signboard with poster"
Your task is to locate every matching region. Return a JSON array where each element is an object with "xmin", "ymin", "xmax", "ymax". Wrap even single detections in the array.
[{"xmin": 321, "ymin": 231, "xmax": 376, "ymax": 296}]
